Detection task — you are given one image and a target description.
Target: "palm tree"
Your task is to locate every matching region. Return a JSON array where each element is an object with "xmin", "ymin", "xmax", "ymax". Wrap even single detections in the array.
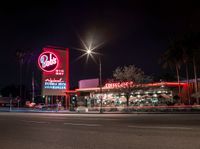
[
  {"xmin": 15, "ymin": 49, "xmax": 26, "ymax": 98},
  {"xmin": 160, "ymin": 43, "xmax": 183, "ymax": 96},
  {"xmin": 182, "ymin": 33, "xmax": 200, "ymax": 104},
  {"xmin": 24, "ymin": 49, "xmax": 37, "ymax": 102},
  {"xmin": 182, "ymin": 47, "xmax": 191, "ymax": 104},
  {"xmin": 161, "ymin": 32, "xmax": 200, "ymax": 104}
]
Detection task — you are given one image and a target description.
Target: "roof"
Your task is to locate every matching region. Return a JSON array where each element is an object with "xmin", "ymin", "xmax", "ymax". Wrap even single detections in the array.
[{"xmin": 76, "ymin": 82, "xmax": 188, "ymax": 92}]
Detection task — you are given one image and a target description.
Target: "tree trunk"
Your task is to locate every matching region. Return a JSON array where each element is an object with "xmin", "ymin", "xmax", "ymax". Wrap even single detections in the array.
[
  {"xmin": 19, "ymin": 61, "xmax": 22, "ymax": 98},
  {"xmin": 176, "ymin": 64, "xmax": 181, "ymax": 101},
  {"xmin": 126, "ymin": 95, "xmax": 130, "ymax": 107},
  {"xmin": 193, "ymin": 57, "xmax": 199, "ymax": 104},
  {"xmin": 32, "ymin": 72, "xmax": 35, "ymax": 103},
  {"xmin": 186, "ymin": 63, "xmax": 190, "ymax": 104}
]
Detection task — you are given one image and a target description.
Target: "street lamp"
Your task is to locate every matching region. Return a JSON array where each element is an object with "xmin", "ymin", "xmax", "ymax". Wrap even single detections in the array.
[
  {"xmin": 85, "ymin": 49, "xmax": 103, "ymax": 113},
  {"xmin": 76, "ymin": 33, "xmax": 104, "ymax": 113},
  {"xmin": 86, "ymin": 49, "xmax": 92, "ymax": 54}
]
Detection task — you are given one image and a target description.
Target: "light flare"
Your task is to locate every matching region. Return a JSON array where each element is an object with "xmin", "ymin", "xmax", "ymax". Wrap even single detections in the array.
[{"xmin": 74, "ymin": 33, "xmax": 104, "ymax": 63}]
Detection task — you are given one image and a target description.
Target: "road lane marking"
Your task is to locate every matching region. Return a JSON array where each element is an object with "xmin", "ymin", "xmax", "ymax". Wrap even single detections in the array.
[
  {"xmin": 65, "ymin": 118, "xmax": 119, "ymax": 121},
  {"xmin": 42, "ymin": 116, "xmax": 119, "ymax": 121},
  {"xmin": 64, "ymin": 123, "xmax": 102, "ymax": 127},
  {"xmin": 128, "ymin": 125, "xmax": 193, "ymax": 130},
  {"xmin": 21, "ymin": 120, "xmax": 50, "ymax": 124}
]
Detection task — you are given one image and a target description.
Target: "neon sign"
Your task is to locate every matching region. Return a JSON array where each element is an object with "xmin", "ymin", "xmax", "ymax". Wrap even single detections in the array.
[
  {"xmin": 39, "ymin": 47, "xmax": 69, "ymax": 96},
  {"xmin": 45, "ymin": 78, "xmax": 64, "ymax": 83},
  {"xmin": 44, "ymin": 78, "xmax": 66, "ymax": 89},
  {"xmin": 55, "ymin": 69, "xmax": 64, "ymax": 76},
  {"xmin": 104, "ymin": 81, "xmax": 187, "ymax": 89},
  {"xmin": 38, "ymin": 51, "xmax": 59, "ymax": 72},
  {"xmin": 105, "ymin": 82, "xmax": 134, "ymax": 88}
]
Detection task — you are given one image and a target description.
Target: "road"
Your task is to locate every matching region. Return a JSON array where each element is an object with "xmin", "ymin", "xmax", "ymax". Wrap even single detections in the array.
[{"xmin": 0, "ymin": 112, "xmax": 200, "ymax": 149}]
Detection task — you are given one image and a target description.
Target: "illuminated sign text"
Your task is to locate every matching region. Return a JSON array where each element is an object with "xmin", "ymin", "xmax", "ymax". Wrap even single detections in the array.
[
  {"xmin": 38, "ymin": 51, "xmax": 59, "ymax": 72},
  {"xmin": 105, "ymin": 81, "xmax": 134, "ymax": 88},
  {"xmin": 44, "ymin": 78, "xmax": 66, "ymax": 89}
]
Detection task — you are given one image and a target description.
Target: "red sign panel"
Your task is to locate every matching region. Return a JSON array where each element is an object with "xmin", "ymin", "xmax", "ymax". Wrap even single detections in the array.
[{"xmin": 38, "ymin": 47, "xmax": 69, "ymax": 96}]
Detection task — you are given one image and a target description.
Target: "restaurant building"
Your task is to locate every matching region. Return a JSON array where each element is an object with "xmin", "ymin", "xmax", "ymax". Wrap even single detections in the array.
[
  {"xmin": 37, "ymin": 47, "xmax": 196, "ymax": 110},
  {"xmin": 74, "ymin": 79, "xmax": 191, "ymax": 108}
]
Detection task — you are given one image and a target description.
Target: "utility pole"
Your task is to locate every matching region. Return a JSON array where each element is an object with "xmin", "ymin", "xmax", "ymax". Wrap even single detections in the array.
[
  {"xmin": 99, "ymin": 58, "xmax": 103, "ymax": 113},
  {"xmin": 9, "ymin": 93, "xmax": 12, "ymax": 111},
  {"xmin": 32, "ymin": 72, "xmax": 35, "ymax": 103}
]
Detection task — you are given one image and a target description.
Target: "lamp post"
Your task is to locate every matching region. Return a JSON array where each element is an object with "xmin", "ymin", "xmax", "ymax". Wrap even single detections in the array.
[
  {"xmin": 86, "ymin": 49, "xmax": 103, "ymax": 113},
  {"xmin": 99, "ymin": 58, "xmax": 103, "ymax": 113},
  {"xmin": 32, "ymin": 72, "xmax": 35, "ymax": 103}
]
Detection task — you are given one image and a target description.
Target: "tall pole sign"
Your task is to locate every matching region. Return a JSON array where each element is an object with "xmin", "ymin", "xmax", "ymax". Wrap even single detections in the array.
[{"xmin": 38, "ymin": 47, "xmax": 69, "ymax": 96}]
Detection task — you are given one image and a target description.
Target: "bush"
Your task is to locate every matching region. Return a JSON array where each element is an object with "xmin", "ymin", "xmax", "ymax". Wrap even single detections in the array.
[
  {"xmin": 109, "ymin": 108, "xmax": 119, "ymax": 112},
  {"xmin": 121, "ymin": 108, "xmax": 137, "ymax": 113}
]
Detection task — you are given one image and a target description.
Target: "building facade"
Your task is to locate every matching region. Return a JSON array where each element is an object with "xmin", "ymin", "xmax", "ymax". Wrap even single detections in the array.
[{"xmin": 75, "ymin": 79, "xmax": 191, "ymax": 109}]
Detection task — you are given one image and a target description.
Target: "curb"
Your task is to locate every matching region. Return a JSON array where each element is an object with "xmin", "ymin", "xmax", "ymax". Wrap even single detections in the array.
[{"xmin": 1, "ymin": 110, "xmax": 200, "ymax": 114}]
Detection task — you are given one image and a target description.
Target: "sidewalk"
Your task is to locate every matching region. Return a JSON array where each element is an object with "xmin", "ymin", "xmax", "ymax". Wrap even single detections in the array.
[{"xmin": 1, "ymin": 107, "xmax": 200, "ymax": 114}]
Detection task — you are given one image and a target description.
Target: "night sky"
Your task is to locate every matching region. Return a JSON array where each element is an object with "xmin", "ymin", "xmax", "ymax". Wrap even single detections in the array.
[{"xmin": 0, "ymin": 0, "xmax": 200, "ymax": 89}]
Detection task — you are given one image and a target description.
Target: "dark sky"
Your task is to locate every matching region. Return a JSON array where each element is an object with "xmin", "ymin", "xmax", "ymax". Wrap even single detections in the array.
[{"xmin": 0, "ymin": 0, "xmax": 200, "ymax": 89}]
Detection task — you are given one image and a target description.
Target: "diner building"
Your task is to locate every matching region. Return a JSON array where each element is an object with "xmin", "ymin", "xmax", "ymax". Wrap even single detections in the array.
[
  {"xmin": 36, "ymin": 46, "xmax": 198, "ymax": 110},
  {"xmin": 74, "ymin": 79, "xmax": 192, "ymax": 108}
]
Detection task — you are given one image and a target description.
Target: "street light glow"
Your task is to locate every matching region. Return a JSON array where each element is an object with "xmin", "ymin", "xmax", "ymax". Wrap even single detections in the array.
[
  {"xmin": 74, "ymin": 33, "xmax": 104, "ymax": 63},
  {"xmin": 86, "ymin": 49, "xmax": 92, "ymax": 55}
]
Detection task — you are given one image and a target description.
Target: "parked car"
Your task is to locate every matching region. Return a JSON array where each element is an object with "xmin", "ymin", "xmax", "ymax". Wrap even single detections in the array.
[
  {"xmin": 25, "ymin": 101, "xmax": 36, "ymax": 108},
  {"xmin": 35, "ymin": 103, "xmax": 46, "ymax": 109},
  {"xmin": 76, "ymin": 106, "xmax": 88, "ymax": 113}
]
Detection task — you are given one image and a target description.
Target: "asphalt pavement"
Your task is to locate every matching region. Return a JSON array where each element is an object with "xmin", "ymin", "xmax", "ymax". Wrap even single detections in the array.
[{"xmin": 0, "ymin": 112, "xmax": 200, "ymax": 149}]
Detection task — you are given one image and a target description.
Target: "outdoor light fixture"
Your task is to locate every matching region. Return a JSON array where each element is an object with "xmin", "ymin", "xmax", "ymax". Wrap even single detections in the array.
[
  {"xmin": 76, "ymin": 34, "xmax": 104, "ymax": 113},
  {"xmin": 84, "ymin": 49, "xmax": 103, "ymax": 113},
  {"xmin": 86, "ymin": 49, "xmax": 92, "ymax": 54}
]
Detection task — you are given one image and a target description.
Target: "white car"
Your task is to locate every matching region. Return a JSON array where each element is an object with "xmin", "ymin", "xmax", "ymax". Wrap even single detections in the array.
[
  {"xmin": 35, "ymin": 103, "xmax": 46, "ymax": 109},
  {"xmin": 76, "ymin": 106, "xmax": 88, "ymax": 112}
]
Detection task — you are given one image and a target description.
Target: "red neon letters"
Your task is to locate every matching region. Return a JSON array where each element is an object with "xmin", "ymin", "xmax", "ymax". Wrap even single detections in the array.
[{"xmin": 38, "ymin": 51, "xmax": 59, "ymax": 72}]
